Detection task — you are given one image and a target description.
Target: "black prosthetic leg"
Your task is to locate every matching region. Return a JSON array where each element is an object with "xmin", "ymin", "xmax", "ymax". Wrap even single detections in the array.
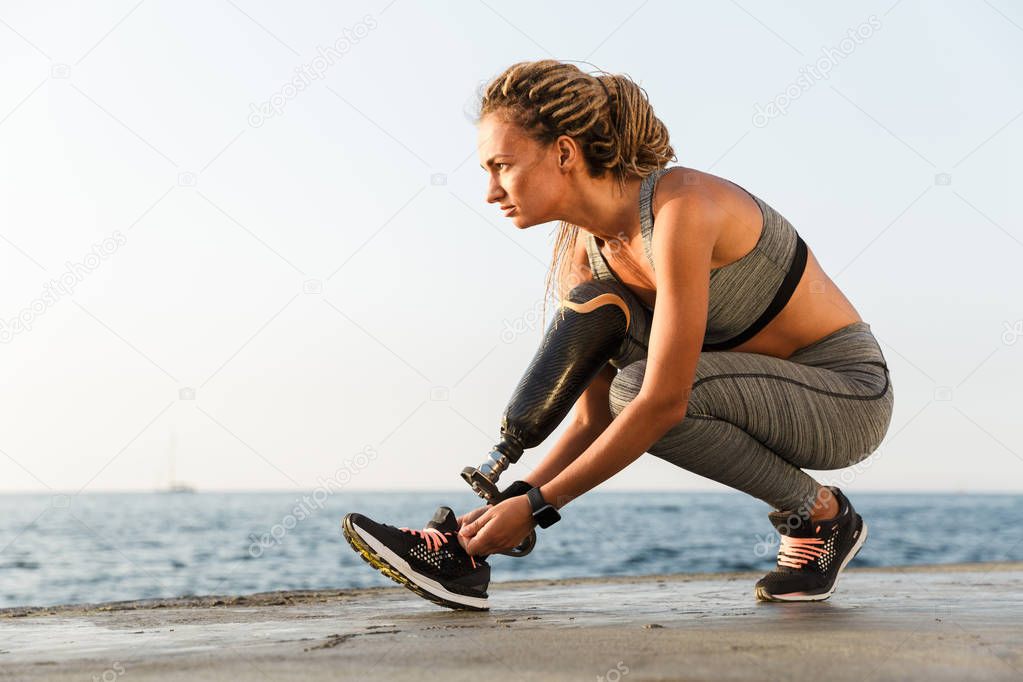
[{"xmin": 461, "ymin": 280, "xmax": 644, "ymax": 556}]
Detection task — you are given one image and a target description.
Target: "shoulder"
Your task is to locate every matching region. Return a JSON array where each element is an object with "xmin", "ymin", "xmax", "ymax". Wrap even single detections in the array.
[
  {"xmin": 649, "ymin": 168, "xmax": 727, "ymax": 257},
  {"xmin": 651, "ymin": 167, "xmax": 729, "ymax": 225}
]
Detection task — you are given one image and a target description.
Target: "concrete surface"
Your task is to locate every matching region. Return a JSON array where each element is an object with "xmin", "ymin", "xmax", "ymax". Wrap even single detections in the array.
[{"xmin": 1, "ymin": 562, "xmax": 1021, "ymax": 681}]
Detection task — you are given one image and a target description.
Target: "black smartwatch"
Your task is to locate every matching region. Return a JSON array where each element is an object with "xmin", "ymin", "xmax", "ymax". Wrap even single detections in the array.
[{"xmin": 526, "ymin": 486, "xmax": 561, "ymax": 528}]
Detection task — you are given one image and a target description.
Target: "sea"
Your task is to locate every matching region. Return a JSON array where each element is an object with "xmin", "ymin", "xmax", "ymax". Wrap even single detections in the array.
[{"xmin": 1, "ymin": 491, "xmax": 1020, "ymax": 609}]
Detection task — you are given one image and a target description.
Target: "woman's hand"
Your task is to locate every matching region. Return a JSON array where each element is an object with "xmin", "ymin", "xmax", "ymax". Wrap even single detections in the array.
[
  {"xmin": 457, "ymin": 495, "xmax": 536, "ymax": 557},
  {"xmin": 456, "ymin": 504, "xmax": 490, "ymax": 529}
]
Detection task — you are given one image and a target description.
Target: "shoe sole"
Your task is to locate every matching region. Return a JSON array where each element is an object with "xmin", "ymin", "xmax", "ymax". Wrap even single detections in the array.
[
  {"xmin": 755, "ymin": 518, "xmax": 868, "ymax": 603},
  {"xmin": 341, "ymin": 514, "xmax": 489, "ymax": 611}
]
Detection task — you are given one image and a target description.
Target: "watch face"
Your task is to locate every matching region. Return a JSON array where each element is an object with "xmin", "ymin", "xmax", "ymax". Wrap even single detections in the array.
[{"xmin": 534, "ymin": 504, "xmax": 560, "ymax": 528}]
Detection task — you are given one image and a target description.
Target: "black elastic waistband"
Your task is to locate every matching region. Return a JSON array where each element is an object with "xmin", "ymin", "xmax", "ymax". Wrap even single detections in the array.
[{"xmin": 702, "ymin": 234, "xmax": 808, "ymax": 352}]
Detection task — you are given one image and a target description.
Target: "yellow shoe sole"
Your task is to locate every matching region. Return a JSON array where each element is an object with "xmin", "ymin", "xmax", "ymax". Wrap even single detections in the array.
[{"xmin": 341, "ymin": 514, "xmax": 489, "ymax": 612}]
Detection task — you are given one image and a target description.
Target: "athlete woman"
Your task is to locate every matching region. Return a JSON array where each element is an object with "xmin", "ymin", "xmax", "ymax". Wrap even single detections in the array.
[{"xmin": 342, "ymin": 59, "xmax": 894, "ymax": 610}]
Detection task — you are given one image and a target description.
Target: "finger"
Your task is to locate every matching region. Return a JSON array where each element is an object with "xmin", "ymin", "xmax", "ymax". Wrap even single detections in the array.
[
  {"xmin": 460, "ymin": 525, "xmax": 491, "ymax": 555},
  {"xmin": 458, "ymin": 510, "xmax": 477, "ymax": 528},
  {"xmin": 460, "ymin": 517, "xmax": 483, "ymax": 538},
  {"xmin": 457, "ymin": 532, "xmax": 473, "ymax": 553},
  {"xmin": 460, "ymin": 509, "xmax": 492, "ymax": 537},
  {"xmin": 464, "ymin": 531, "xmax": 488, "ymax": 557},
  {"xmin": 466, "ymin": 509, "xmax": 493, "ymax": 531}
]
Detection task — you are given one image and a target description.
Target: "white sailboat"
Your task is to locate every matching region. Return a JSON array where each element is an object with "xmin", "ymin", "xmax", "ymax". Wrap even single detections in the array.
[{"xmin": 162, "ymin": 427, "xmax": 196, "ymax": 494}]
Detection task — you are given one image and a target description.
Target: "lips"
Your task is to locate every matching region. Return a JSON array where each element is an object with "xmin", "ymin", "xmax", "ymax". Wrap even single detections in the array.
[{"xmin": 501, "ymin": 205, "xmax": 516, "ymax": 215}]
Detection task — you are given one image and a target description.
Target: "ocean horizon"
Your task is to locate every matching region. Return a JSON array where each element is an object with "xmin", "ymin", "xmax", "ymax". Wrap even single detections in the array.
[{"xmin": 1, "ymin": 490, "xmax": 1020, "ymax": 609}]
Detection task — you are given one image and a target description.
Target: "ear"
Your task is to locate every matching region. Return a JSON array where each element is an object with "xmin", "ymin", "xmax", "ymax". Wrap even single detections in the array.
[{"xmin": 555, "ymin": 134, "xmax": 578, "ymax": 171}]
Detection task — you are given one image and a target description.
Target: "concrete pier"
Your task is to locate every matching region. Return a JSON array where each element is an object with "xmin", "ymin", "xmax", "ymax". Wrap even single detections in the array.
[{"xmin": 1, "ymin": 562, "xmax": 1021, "ymax": 681}]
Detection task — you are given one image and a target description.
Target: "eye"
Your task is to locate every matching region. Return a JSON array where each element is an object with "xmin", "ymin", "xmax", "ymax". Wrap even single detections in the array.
[{"xmin": 495, "ymin": 163, "xmax": 508, "ymax": 170}]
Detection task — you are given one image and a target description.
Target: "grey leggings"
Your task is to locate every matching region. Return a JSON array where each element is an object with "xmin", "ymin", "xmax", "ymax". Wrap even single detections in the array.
[{"xmin": 600, "ymin": 279, "xmax": 895, "ymax": 512}]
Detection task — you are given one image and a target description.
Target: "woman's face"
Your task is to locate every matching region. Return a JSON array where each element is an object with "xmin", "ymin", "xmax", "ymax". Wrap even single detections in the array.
[{"xmin": 477, "ymin": 114, "xmax": 566, "ymax": 229}]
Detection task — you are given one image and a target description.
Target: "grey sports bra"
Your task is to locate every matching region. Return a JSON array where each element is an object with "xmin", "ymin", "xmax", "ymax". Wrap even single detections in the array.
[{"xmin": 584, "ymin": 167, "xmax": 808, "ymax": 351}]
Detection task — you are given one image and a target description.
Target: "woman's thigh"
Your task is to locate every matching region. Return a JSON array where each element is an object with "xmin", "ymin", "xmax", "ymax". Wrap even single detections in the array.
[{"xmin": 612, "ymin": 322, "xmax": 895, "ymax": 470}]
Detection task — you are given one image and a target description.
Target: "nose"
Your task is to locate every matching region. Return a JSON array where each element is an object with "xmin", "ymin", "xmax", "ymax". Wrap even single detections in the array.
[{"xmin": 485, "ymin": 174, "xmax": 505, "ymax": 206}]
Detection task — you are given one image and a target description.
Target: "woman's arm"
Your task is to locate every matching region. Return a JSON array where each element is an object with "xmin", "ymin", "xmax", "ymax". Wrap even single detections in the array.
[
  {"xmin": 539, "ymin": 395, "xmax": 686, "ymax": 507},
  {"xmin": 457, "ymin": 364, "xmax": 614, "ymax": 528},
  {"xmin": 540, "ymin": 192, "xmax": 721, "ymax": 509}
]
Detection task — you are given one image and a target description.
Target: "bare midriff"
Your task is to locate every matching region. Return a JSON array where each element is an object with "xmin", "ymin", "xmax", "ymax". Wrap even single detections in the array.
[{"xmin": 596, "ymin": 167, "xmax": 863, "ymax": 360}]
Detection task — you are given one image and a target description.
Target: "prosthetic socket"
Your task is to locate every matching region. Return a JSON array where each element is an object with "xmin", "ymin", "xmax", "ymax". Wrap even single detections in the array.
[{"xmin": 461, "ymin": 281, "xmax": 641, "ymax": 555}]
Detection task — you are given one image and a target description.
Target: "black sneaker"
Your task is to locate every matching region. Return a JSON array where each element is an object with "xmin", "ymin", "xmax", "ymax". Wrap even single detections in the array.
[
  {"xmin": 755, "ymin": 486, "xmax": 867, "ymax": 602},
  {"xmin": 341, "ymin": 505, "xmax": 490, "ymax": 611}
]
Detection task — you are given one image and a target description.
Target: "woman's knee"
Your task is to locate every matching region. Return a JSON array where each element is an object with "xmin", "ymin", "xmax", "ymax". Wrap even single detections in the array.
[
  {"xmin": 646, "ymin": 415, "xmax": 728, "ymax": 467},
  {"xmin": 608, "ymin": 362, "xmax": 715, "ymax": 464},
  {"xmin": 608, "ymin": 359, "xmax": 645, "ymax": 419},
  {"xmin": 607, "ymin": 353, "xmax": 717, "ymax": 420}
]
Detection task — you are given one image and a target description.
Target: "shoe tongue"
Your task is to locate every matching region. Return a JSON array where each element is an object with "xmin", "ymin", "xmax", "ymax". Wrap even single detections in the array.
[
  {"xmin": 425, "ymin": 505, "xmax": 459, "ymax": 534},
  {"xmin": 425, "ymin": 505, "xmax": 492, "ymax": 562},
  {"xmin": 767, "ymin": 510, "xmax": 826, "ymax": 538}
]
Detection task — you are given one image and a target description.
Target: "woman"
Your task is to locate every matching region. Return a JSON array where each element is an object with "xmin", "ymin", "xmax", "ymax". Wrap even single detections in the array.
[{"xmin": 342, "ymin": 59, "xmax": 894, "ymax": 610}]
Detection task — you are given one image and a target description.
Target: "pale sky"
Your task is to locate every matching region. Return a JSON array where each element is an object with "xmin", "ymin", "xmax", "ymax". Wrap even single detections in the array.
[{"xmin": 0, "ymin": 0, "xmax": 1020, "ymax": 494}]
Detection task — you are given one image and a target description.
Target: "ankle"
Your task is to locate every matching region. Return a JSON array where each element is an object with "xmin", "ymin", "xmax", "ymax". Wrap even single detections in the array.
[
  {"xmin": 809, "ymin": 507, "xmax": 837, "ymax": 522},
  {"xmin": 808, "ymin": 488, "xmax": 840, "ymax": 521}
]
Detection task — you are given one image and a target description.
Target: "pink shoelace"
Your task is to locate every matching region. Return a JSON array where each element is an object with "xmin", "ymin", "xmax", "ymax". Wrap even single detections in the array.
[
  {"xmin": 776, "ymin": 525, "xmax": 827, "ymax": 569},
  {"xmin": 398, "ymin": 525, "xmax": 477, "ymax": 568}
]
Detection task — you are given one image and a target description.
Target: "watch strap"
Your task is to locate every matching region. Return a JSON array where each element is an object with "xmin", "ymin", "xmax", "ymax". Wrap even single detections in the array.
[{"xmin": 526, "ymin": 486, "xmax": 561, "ymax": 528}]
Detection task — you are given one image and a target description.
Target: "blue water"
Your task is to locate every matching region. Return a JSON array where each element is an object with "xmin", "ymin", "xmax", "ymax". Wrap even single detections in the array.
[{"xmin": 0, "ymin": 491, "xmax": 1020, "ymax": 609}]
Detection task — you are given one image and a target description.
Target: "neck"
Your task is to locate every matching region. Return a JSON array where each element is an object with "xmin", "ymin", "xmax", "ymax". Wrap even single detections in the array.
[{"xmin": 558, "ymin": 174, "xmax": 643, "ymax": 245}]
